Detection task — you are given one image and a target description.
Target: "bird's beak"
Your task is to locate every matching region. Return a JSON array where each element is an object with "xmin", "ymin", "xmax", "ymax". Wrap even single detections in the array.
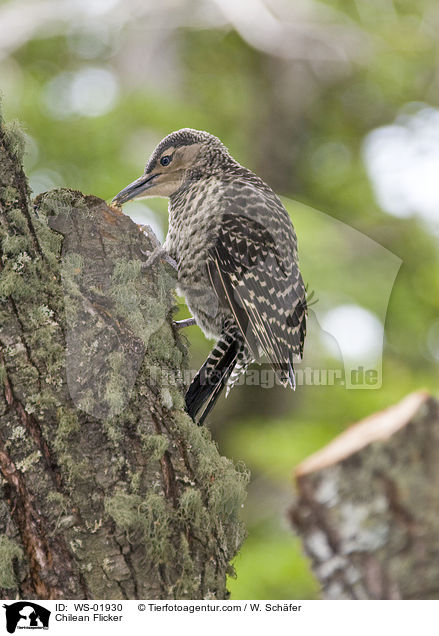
[{"xmin": 112, "ymin": 173, "xmax": 158, "ymax": 205}]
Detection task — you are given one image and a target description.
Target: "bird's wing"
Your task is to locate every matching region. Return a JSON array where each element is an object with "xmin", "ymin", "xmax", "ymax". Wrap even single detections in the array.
[{"xmin": 207, "ymin": 208, "xmax": 307, "ymax": 387}]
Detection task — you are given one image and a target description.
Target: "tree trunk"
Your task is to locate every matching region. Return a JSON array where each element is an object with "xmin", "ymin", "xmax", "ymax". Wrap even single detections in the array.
[
  {"xmin": 290, "ymin": 391, "xmax": 439, "ymax": 599},
  {"xmin": 0, "ymin": 111, "xmax": 248, "ymax": 599}
]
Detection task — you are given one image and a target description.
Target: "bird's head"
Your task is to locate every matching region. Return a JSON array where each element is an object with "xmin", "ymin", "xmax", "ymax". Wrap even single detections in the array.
[{"xmin": 112, "ymin": 128, "xmax": 230, "ymax": 205}]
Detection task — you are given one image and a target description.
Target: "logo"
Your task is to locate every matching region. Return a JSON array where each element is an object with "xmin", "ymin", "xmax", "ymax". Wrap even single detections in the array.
[{"xmin": 3, "ymin": 603, "xmax": 51, "ymax": 634}]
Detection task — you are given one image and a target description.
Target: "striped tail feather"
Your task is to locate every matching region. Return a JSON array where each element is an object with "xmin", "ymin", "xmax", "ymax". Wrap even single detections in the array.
[{"xmin": 185, "ymin": 332, "xmax": 240, "ymax": 425}]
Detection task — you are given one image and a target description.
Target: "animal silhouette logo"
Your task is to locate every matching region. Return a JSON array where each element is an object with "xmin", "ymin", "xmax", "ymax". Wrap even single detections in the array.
[{"xmin": 3, "ymin": 602, "xmax": 51, "ymax": 633}]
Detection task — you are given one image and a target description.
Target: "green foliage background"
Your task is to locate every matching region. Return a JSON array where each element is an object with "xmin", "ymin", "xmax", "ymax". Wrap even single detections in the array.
[{"xmin": 1, "ymin": 0, "xmax": 438, "ymax": 599}]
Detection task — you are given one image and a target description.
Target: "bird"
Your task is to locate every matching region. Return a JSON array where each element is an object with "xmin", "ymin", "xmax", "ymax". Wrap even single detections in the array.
[{"xmin": 112, "ymin": 128, "xmax": 307, "ymax": 425}]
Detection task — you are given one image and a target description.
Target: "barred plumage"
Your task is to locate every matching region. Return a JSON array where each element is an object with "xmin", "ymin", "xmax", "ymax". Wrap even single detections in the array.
[{"xmin": 113, "ymin": 128, "xmax": 307, "ymax": 424}]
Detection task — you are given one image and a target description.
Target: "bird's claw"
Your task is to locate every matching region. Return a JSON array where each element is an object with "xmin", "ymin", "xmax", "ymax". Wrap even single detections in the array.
[
  {"xmin": 173, "ymin": 317, "xmax": 196, "ymax": 329},
  {"xmin": 141, "ymin": 247, "xmax": 177, "ymax": 270},
  {"xmin": 140, "ymin": 247, "xmax": 158, "ymax": 268}
]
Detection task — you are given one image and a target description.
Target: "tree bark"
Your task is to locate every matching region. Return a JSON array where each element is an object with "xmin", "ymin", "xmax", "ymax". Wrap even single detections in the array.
[
  {"xmin": 0, "ymin": 111, "xmax": 248, "ymax": 599},
  {"xmin": 290, "ymin": 391, "xmax": 439, "ymax": 599}
]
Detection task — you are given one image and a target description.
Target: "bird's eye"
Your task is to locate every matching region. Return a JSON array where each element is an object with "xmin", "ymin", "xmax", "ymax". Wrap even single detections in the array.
[{"xmin": 160, "ymin": 155, "xmax": 172, "ymax": 167}]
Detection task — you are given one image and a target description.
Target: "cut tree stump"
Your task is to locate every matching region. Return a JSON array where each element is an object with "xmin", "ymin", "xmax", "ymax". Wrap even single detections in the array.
[{"xmin": 290, "ymin": 391, "xmax": 439, "ymax": 599}]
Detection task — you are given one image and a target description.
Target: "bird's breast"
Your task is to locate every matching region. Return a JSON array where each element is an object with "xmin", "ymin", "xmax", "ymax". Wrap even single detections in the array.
[{"xmin": 165, "ymin": 178, "xmax": 223, "ymax": 268}]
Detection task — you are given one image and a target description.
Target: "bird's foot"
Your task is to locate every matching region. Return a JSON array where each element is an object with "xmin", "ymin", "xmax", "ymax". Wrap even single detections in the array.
[
  {"xmin": 141, "ymin": 246, "xmax": 177, "ymax": 270},
  {"xmin": 173, "ymin": 317, "xmax": 196, "ymax": 329}
]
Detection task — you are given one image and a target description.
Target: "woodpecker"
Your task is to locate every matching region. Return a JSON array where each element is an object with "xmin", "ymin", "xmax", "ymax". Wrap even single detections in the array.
[{"xmin": 113, "ymin": 129, "xmax": 307, "ymax": 425}]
